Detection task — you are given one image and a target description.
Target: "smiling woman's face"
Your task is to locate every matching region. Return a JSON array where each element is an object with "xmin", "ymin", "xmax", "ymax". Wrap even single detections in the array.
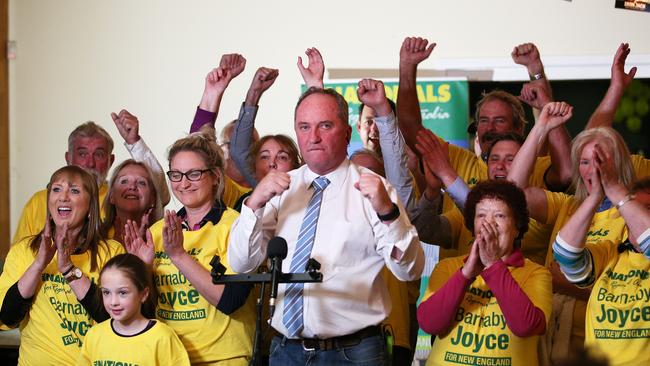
[
  {"xmin": 48, "ymin": 174, "xmax": 90, "ymax": 230},
  {"xmin": 110, "ymin": 164, "xmax": 154, "ymax": 216},
  {"xmin": 169, "ymin": 151, "xmax": 217, "ymax": 209}
]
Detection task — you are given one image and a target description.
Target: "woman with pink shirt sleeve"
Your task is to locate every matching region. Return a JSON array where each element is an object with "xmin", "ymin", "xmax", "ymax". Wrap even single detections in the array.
[{"xmin": 417, "ymin": 180, "xmax": 552, "ymax": 366}]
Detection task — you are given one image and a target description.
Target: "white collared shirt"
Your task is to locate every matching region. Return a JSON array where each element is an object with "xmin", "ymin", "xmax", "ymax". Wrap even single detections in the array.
[{"xmin": 229, "ymin": 159, "xmax": 423, "ymax": 338}]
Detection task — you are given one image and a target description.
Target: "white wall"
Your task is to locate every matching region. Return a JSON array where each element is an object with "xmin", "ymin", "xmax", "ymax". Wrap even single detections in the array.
[{"xmin": 8, "ymin": 0, "xmax": 650, "ymax": 232}]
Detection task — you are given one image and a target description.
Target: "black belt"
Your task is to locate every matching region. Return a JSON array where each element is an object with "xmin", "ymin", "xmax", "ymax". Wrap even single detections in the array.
[{"xmin": 277, "ymin": 325, "xmax": 382, "ymax": 351}]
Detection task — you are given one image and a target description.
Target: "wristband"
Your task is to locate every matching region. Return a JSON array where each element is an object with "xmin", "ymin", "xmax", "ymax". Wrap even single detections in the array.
[
  {"xmin": 377, "ymin": 203, "xmax": 400, "ymax": 222},
  {"xmin": 615, "ymin": 194, "xmax": 635, "ymax": 209},
  {"xmin": 530, "ymin": 73, "xmax": 544, "ymax": 81}
]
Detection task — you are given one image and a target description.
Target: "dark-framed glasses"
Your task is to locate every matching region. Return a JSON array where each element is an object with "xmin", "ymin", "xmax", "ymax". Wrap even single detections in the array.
[{"xmin": 166, "ymin": 169, "xmax": 211, "ymax": 182}]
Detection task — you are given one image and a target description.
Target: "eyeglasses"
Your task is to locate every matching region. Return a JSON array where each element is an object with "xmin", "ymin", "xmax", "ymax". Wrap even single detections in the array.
[{"xmin": 166, "ymin": 169, "xmax": 211, "ymax": 182}]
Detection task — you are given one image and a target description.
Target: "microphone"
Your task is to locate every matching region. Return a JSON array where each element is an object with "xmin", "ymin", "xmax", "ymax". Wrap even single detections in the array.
[{"xmin": 267, "ymin": 237, "xmax": 288, "ymax": 318}]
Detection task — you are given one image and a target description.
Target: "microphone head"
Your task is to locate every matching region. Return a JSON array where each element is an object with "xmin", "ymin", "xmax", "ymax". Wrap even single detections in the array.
[{"xmin": 267, "ymin": 237, "xmax": 288, "ymax": 260}]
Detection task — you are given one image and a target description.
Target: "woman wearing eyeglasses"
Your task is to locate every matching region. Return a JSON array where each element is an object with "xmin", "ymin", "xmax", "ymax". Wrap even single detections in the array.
[{"xmin": 126, "ymin": 126, "xmax": 254, "ymax": 365}]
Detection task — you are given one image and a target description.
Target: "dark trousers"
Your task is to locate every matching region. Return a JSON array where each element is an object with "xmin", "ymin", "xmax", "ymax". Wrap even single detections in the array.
[{"xmin": 269, "ymin": 334, "xmax": 388, "ymax": 366}]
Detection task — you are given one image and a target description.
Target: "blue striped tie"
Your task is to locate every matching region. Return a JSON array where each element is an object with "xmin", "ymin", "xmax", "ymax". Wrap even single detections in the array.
[{"xmin": 282, "ymin": 176, "xmax": 330, "ymax": 337}]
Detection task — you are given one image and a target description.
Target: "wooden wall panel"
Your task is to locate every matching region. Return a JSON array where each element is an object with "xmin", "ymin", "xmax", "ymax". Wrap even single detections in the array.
[{"xmin": 0, "ymin": 0, "xmax": 10, "ymax": 259}]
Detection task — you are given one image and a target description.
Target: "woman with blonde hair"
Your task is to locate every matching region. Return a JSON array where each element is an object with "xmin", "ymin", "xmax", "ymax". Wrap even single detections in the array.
[
  {"xmin": 101, "ymin": 159, "xmax": 167, "ymax": 245},
  {"xmin": 0, "ymin": 166, "xmax": 123, "ymax": 365},
  {"xmin": 126, "ymin": 126, "xmax": 254, "ymax": 364},
  {"xmin": 553, "ymin": 151, "xmax": 650, "ymax": 365},
  {"xmin": 569, "ymin": 127, "xmax": 634, "ymax": 203},
  {"xmin": 507, "ymin": 104, "xmax": 637, "ymax": 360}
]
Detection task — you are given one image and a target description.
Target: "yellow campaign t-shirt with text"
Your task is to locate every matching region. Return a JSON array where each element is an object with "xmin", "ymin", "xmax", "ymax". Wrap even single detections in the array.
[
  {"xmin": 150, "ymin": 208, "xmax": 254, "ymax": 364},
  {"xmin": 583, "ymin": 241, "xmax": 650, "ymax": 366},
  {"xmin": 422, "ymin": 255, "xmax": 552, "ymax": 366},
  {"xmin": 0, "ymin": 237, "xmax": 123, "ymax": 365},
  {"xmin": 543, "ymin": 191, "xmax": 629, "ymax": 268},
  {"xmin": 441, "ymin": 205, "xmax": 552, "ymax": 266}
]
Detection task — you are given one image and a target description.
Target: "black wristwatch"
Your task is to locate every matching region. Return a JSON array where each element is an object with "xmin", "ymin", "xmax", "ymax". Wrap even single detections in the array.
[{"xmin": 377, "ymin": 203, "xmax": 400, "ymax": 222}]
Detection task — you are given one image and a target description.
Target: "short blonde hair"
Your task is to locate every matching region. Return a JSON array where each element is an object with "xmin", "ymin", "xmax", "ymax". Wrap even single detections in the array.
[{"xmin": 168, "ymin": 126, "xmax": 225, "ymax": 201}]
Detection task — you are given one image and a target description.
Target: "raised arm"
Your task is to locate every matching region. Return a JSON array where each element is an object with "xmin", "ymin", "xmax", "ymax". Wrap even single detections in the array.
[
  {"xmin": 513, "ymin": 43, "xmax": 572, "ymax": 191},
  {"xmin": 508, "ymin": 102, "xmax": 572, "ymax": 222},
  {"xmin": 586, "ymin": 43, "xmax": 637, "ymax": 129},
  {"xmin": 190, "ymin": 54, "xmax": 246, "ymax": 133},
  {"xmin": 356, "ymin": 78, "xmax": 418, "ymax": 212},
  {"xmin": 508, "ymin": 102, "xmax": 573, "ymax": 188},
  {"xmin": 511, "ymin": 43, "xmax": 548, "ymax": 91},
  {"xmin": 297, "ymin": 47, "xmax": 324, "ymax": 89},
  {"xmin": 230, "ymin": 67, "xmax": 280, "ymax": 187},
  {"xmin": 521, "ymin": 81, "xmax": 572, "ymax": 191},
  {"xmin": 397, "ymin": 37, "xmax": 436, "ymax": 153},
  {"xmin": 112, "ymin": 109, "xmax": 170, "ymax": 206},
  {"xmin": 512, "ymin": 43, "xmax": 549, "ymax": 131}
]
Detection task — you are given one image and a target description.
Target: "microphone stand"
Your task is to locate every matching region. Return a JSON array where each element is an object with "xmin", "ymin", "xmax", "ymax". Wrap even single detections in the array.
[{"xmin": 210, "ymin": 256, "xmax": 322, "ymax": 366}]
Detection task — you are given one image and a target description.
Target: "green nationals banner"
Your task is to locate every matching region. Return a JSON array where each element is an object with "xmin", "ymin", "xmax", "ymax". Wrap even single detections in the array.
[{"xmin": 303, "ymin": 78, "xmax": 470, "ymax": 153}]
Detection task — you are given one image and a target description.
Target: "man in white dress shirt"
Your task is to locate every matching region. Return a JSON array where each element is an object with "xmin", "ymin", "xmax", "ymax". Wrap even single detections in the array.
[{"xmin": 229, "ymin": 82, "xmax": 424, "ymax": 365}]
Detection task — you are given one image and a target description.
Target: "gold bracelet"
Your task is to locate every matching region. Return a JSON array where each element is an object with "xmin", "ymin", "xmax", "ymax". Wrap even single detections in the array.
[{"xmin": 615, "ymin": 194, "xmax": 635, "ymax": 209}]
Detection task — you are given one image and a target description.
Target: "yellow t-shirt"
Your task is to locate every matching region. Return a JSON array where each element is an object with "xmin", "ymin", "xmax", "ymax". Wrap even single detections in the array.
[
  {"xmin": 631, "ymin": 154, "xmax": 649, "ymax": 179},
  {"xmin": 222, "ymin": 177, "xmax": 252, "ymax": 209},
  {"xmin": 583, "ymin": 241, "xmax": 650, "ymax": 366},
  {"xmin": 382, "ymin": 268, "xmax": 410, "ymax": 350},
  {"xmin": 544, "ymin": 191, "xmax": 630, "ymax": 342},
  {"xmin": 438, "ymin": 143, "xmax": 552, "ymax": 260},
  {"xmin": 543, "ymin": 192, "xmax": 629, "ymax": 268},
  {"xmin": 422, "ymin": 255, "xmax": 552, "ymax": 366},
  {"xmin": 0, "ymin": 237, "xmax": 123, "ymax": 365},
  {"xmin": 447, "ymin": 143, "xmax": 550, "ymax": 189},
  {"xmin": 441, "ymin": 205, "xmax": 552, "ymax": 266},
  {"xmin": 12, "ymin": 184, "xmax": 109, "ymax": 245},
  {"xmin": 77, "ymin": 319, "xmax": 191, "ymax": 366},
  {"xmin": 150, "ymin": 209, "xmax": 254, "ymax": 365}
]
